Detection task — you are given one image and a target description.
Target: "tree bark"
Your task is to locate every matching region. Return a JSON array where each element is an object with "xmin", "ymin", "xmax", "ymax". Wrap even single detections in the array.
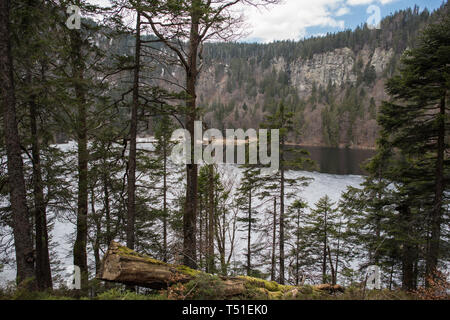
[
  {"xmin": 206, "ymin": 165, "xmax": 215, "ymax": 273},
  {"xmin": 334, "ymin": 221, "xmax": 341, "ymax": 286},
  {"xmin": 246, "ymin": 189, "xmax": 252, "ymax": 276},
  {"xmin": 127, "ymin": 12, "xmax": 141, "ymax": 251},
  {"xmin": 322, "ymin": 208, "xmax": 328, "ymax": 284},
  {"xmin": 103, "ymin": 171, "xmax": 112, "ymax": 244},
  {"xmin": 0, "ymin": 0, "xmax": 35, "ymax": 287},
  {"xmin": 29, "ymin": 80, "xmax": 52, "ymax": 290},
  {"xmin": 199, "ymin": 195, "xmax": 203, "ymax": 269},
  {"xmin": 426, "ymin": 93, "xmax": 446, "ymax": 286},
  {"xmin": 218, "ymin": 204, "xmax": 227, "ymax": 275},
  {"xmin": 182, "ymin": 0, "xmax": 203, "ymax": 270},
  {"xmin": 295, "ymin": 206, "xmax": 300, "ymax": 286},
  {"xmin": 400, "ymin": 204, "xmax": 416, "ymax": 291},
  {"xmin": 279, "ymin": 104, "xmax": 286, "ymax": 285},
  {"xmin": 162, "ymin": 139, "xmax": 168, "ymax": 262},
  {"xmin": 279, "ymin": 153, "xmax": 285, "ymax": 284},
  {"xmin": 91, "ymin": 188, "xmax": 101, "ymax": 276},
  {"xmin": 327, "ymin": 246, "xmax": 336, "ymax": 286},
  {"xmin": 271, "ymin": 197, "xmax": 277, "ymax": 282},
  {"xmin": 70, "ymin": 29, "xmax": 89, "ymax": 292}
]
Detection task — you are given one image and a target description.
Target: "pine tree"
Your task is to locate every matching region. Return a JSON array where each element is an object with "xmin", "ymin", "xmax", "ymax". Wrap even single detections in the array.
[
  {"xmin": 377, "ymin": 10, "xmax": 450, "ymax": 286},
  {"xmin": 261, "ymin": 101, "xmax": 313, "ymax": 284},
  {"xmin": 0, "ymin": 0, "xmax": 35, "ymax": 288},
  {"xmin": 154, "ymin": 115, "xmax": 177, "ymax": 262},
  {"xmin": 236, "ymin": 165, "xmax": 262, "ymax": 277},
  {"xmin": 11, "ymin": 0, "xmax": 59, "ymax": 290},
  {"xmin": 285, "ymin": 199, "xmax": 308, "ymax": 285},
  {"xmin": 308, "ymin": 196, "xmax": 339, "ymax": 284}
]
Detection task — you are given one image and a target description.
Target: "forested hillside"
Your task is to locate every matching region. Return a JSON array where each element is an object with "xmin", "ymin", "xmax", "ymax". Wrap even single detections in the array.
[
  {"xmin": 0, "ymin": 0, "xmax": 448, "ymax": 301},
  {"xmin": 193, "ymin": 6, "xmax": 439, "ymax": 148},
  {"xmin": 52, "ymin": 5, "xmax": 440, "ymax": 149}
]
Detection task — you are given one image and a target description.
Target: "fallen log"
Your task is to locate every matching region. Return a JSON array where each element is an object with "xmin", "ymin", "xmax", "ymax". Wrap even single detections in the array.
[{"xmin": 97, "ymin": 241, "xmax": 344, "ymax": 299}]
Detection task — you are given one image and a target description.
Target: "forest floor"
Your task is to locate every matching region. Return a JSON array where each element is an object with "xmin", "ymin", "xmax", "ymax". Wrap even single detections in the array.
[{"xmin": 0, "ymin": 285, "xmax": 434, "ymax": 300}]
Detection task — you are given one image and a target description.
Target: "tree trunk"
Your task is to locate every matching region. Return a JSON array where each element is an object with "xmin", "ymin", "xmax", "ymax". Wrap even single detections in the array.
[
  {"xmin": 271, "ymin": 197, "xmax": 277, "ymax": 282},
  {"xmin": 91, "ymin": 188, "xmax": 101, "ymax": 276},
  {"xmin": 279, "ymin": 169, "xmax": 285, "ymax": 284},
  {"xmin": 400, "ymin": 204, "xmax": 415, "ymax": 291},
  {"xmin": 198, "ymin": 195, "xmax": 203, "ymax": 269},
  {"xmin": 29, "ymin": 81, "xmax": 52, "ymax": 290},
  {"xmin": 335, "ymin": 220, "xmax": 341, "ymax": 286},
  {"xmin": 322, "ymin": 209, "xmax": 328, "ymax": 284},
  {"xmin": 103, "ymin": 171, "xmax": 112, "ymax": 244},
  {"xmin": 71, "ymin": 29, "xmax": 89, "ymax": 292},
  {"xmin": 98, "ymin": 242, "xmax": 344, "ymax": 298},
  {"xmin": 247, "ymin": 189, "xmax": 252, "ymax": 276},
  {"xmin": 183, "ymin": 0, "xmax": 202, "ymax": 270},
  {"xmin": 207, "ymin": 165, "xmax": 215, "ymax": 273},
  {"xmin": 127, "ymin": 12, "xmax": 141, "ymax": 251},
  {"xmin": 327, "ymin": 246, "xmax": 336, "ymax": 285},
  {"xmin": 295, "ymin": 207, "xmax": 300, "ymax": 286},
  {"xmin": 426, "ymin": 94, "xmax": 446, "ymax": 286},
  {"xmin": 162, "ymin": 140, "xmax": 168, "ymax": 262},
  {"xmin": 0, "ymin": 0, "xmax": 35, "ymax": 287},
  {"xmin": 218, "ymin": 206, "xmax": 227, "ymax": 275},
  {"xmin": 279, "ymin": 111, "xmax": 285, "ymax": 285}
]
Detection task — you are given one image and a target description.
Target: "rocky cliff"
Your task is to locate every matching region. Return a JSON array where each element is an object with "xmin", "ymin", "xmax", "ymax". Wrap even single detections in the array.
[
  {"xmin": 195, "ymin": 45, "xmax": 395, "ymax": 149},
  {"xmin": 105, "ymin": 5, "xmax": 438, "ymax": 149},
  {"xmin": 190, "ymin": 6, "xmax": 440, "ymax": 149}
]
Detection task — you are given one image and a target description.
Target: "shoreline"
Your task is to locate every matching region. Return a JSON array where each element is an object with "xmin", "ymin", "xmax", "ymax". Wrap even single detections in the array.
[
  {"xmin": 285, "ymin": 142, "xmax": 377, "ymax": 151},
  {"xmin": 135, "ymin": 136, "xmax": 377, "ymax": 151}
]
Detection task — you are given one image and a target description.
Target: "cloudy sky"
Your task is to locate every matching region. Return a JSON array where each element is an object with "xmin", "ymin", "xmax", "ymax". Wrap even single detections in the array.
[
  {"xmin": 241, "ymin": 0, "xmax": 444, "ymax": 42},
  {"xmin": 88, "ymin": 0, "xmax": 445, "ymax": 43}
]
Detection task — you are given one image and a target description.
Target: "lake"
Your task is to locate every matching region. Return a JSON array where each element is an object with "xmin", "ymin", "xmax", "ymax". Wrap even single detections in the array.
[{"xmin": 290, "ymin": 146, "xmax": 376, "ymax": 176}]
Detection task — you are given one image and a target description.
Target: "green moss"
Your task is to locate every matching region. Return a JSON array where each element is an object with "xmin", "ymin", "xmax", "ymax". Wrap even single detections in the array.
[
  {"xmin": 96, "ymin": 288, "xmax": 167, "ymax": 300},
  {"xmin": 239, "ymin": 276, "xmax": 286, "ymax": 292},
  {"xmin": 116, "ymin": 245, "xmax": 165, "ymax": 265},
  {"xmin": 183, "ymin": 274, "xmax": 226, "ymax": 300},
  {"xmin": 299, "ymin": 284, "xmax": 313, "ymax": 295},
  {"xmin": 267, "ymin": 290, "xmax": 283, "ymax": 299},
  {"xmin": 176, "ymin": 265, "xmax": 202, "ymax": 277}
]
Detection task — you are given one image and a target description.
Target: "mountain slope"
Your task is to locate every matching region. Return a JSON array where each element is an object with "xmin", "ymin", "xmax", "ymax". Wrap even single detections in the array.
[{"xmin": 193, "ymin": 4, "xmax": 446, "ymax": 149}]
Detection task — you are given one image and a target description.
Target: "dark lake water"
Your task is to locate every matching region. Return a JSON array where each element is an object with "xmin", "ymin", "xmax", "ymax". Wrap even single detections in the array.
[{"xmin": 289, "ymin": 146, "xmax": 376, "ymax": 176}]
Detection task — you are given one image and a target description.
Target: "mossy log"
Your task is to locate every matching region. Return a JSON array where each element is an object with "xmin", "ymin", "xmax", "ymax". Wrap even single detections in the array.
[{"xmin": 98, "ymin": 242, "xmax": 344, "ymax": 298}]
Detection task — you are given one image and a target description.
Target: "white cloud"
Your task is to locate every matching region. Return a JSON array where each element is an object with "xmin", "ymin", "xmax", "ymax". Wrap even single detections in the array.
[
  {"xmin": 346, "ymin": 0, "xmax": 374, "ymax": 5},
  {"xmin": 346, "ymin": 0, "xmax": 396, "ymax": 5},
  {"xmin": 335, "ymin": 7, "xmax": 351, "ymax": 16},
  {"xmin": 241, "ymin": 0, "xmax": 348, "ymax": 42},
  {"xmin": 86, "ymin": 0, "xmax": 397, "ymax": 43}
]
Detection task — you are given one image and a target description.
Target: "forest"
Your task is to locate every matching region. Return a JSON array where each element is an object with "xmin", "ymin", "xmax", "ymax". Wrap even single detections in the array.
[{"xmin": 0, "ymin": 0, "xmax": 448, "ymax": 301}]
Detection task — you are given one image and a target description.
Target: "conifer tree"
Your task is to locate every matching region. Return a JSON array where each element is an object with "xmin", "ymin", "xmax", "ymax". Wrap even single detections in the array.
[
  {"xmin": 261, "ymin": 101, "xmax": 313, "ymax": 284},
  {"xmin": 154, "ymin": 115, "xmax": 177, "ymax": 262},
  {"xmin": 285, "ymin": 199, "xmax": 309, "ymax": 285},
  {"xmin": 0, "ymin": 0, "xmax": 35, "ymax": 287},
  {"xmin": 236, "ymin": 164, "xmax": 263, "ymax": 277},
  {"xmin": 377, "ymin": 11, "xmax": 450, "ymax": 286}
]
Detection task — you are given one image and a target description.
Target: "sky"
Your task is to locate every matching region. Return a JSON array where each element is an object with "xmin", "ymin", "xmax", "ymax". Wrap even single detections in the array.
[
  {"xmin": 241, "ymin": 0, "xmax": 446, "ymax": 42},
  {"xmin": 88, "ymin": 0, "xmax": 446, "ymax": 43}
]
